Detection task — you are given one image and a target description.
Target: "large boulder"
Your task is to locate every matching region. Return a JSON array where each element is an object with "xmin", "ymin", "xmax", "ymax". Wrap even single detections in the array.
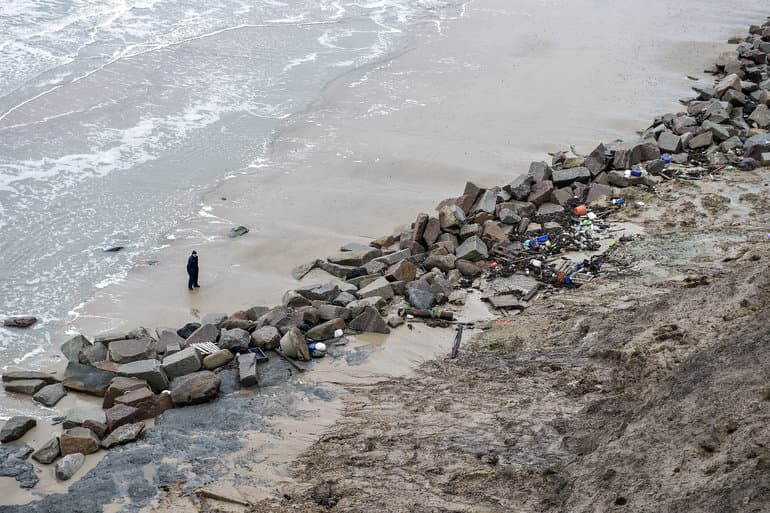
[
  {"xmin": 474, "ymin": 187, "xmax": 499, "ymax": 214},
  {"xmin": 438, "ymin": 204, "xmax": 465, "ymax": 230},
  {"xmin": 79, "ymin": 341, "xmax": 108, "ymax": 366},
  {"xmin": 117, "ymin": 360, "xmax": 169, "ymax": 393},
  {"xmin": 2, "ymin": 370, "xmax": 58, "ymax": 384},
  {"xmin": 744, "ymin": 133, "xmax": 770, "ymax": 160},
  {"xmin": 55, "ymin": 453, "xmax": 85, "ymax": 481},
  {"xmin": 238, "ymin": 353, "xmax": 258, "ymax": 387},
  {"xmin": 218, "ymin": 328, "xmax": 251, "ymax": 353},
  {"xmin": 105, "ymin": 404, "xmax": 142, "ymax": 431},
  {"xmin": 386, "ymin": 260, "xmax": 417, "ymax": 282},
  {"xmin": 62, "ymin": 408, "xmax": 106, "ymax": 429},
  {"xmin": 184, "ymin": 324, "xmax": 219, "ymax": 348},
  {"xmin": 115, "ymin": 388, "xmax": 173, "ymax": 420},
  {"xmin": 528, "ymin": 180, "xmax": 554, "ymax": 207},
  {"xmin": 423, "ymin": 253, "xmax": 457, "ymax": 273},
  {"xmin": 203, "ymin": 349, "xmax": 235, "ymax": 370},
  {"xmin": 421, "ymin": 217, "xmax": 441, "ymax": 246},
  {"xmin": 348, "ymin": 307, "xmax": 390, "ymax": 334},
  {"xmin": 101, "ymin": 422, "xmax": 145, "ymax": 449},
  {"xmin": 612, "ymin": 139, "xmax": 660, "ymax": 168},
  {"xmin": 176, "ymin": 322, "xmax": 201, "ymax": 340},
  {"xmin": 317, "ymin": 305, "xmax": 352, "ymax": 321},
  {"xmin": 295, "ymin": 283, "xmax": 340, "ymax": 302},
  {"xmin": 31, "ymin": 438, "xmax": 60, "ymax": 464},
  {"xmin": 201, "ymin": 313, "xmax": 228, "ymax": 326},
  {"xmin": 358, "ymin": 277, "xmax": 394, "ymax": 300},
  {"xmin": 584, "ymin": 143, "xmax": 608, "ymax": 175},
  {"xmin": 155, "ymin": 328, "xmax": 185, "ymax": 354},
  {"xmin": 108, "ymin": 337, "xmax": 156, "ymax": 364},
  {"xmin": 279, "ymin": 328, "xmax": 310, "ymax": 361},
  {"xmin": 282, "ymin": 290, "xmax": 312, "ymax": 309},
  {"xmin": 407, "ymin": 280, "xmax": 437, "ymax": 310},
  {"xmin": 0, "ymin": 416, "xmax": 36, "ymax": 442},
  {"xmin": 251, "ymin": 326, "xmax": 281, "ymax": 350},
  {"xmin": 327, "ymin": 248, "xmax": 381, "ymax": 267},
  {"xmin": 3, "ymin": 316, "xmax": 37, "ymax": 328},
  {"xmin": 102, "ymin": 377, "xmax": 149, "ymax": 409},
  {"xmin": 528, "ymin": 161, "xmax": 552, "ymax": 183},
  {"xmin": 4, "ymin": 379, "xmax": 46, "ymax": 395},
  {"xmin": 455, "ymin": 236, "xmax": 488, "ymax": 261},
  {"xmin": 306, "ymin": 319, "xmax": 346, "ymax": 342},
  {"xmin": 504, "ymin": 175, "xmax": 532, "ymax": 201},
  {"xmin": 62, "ymin": 362, "xmax": 115, "ymax": 396},
  {"xmin": 61, "ymin": 335, "xmax": 90, "ymax": 362},
  {"xmin": 552, "ymin": 167, "xmax": 591, "ymax": 186},
  {"xmin": 169, "ymin": 371, "xmax": 221, "ymax": 406},
  {"xmin": 60, "ymin": 428, "xmax": 100, "ymax": 456},
  {"xmin": 161, "ymin": 346, "xmax": 201, "ymax": 380},
  {"xmin": 374, "ymin": 250, "xmax": 410, "ymax": 268},
  {"xmin": 33, "ymin": 383, "xmax": 67, "ymax": 407}
]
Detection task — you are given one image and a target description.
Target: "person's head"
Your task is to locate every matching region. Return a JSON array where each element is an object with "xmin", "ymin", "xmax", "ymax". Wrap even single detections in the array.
[{"xmin": 191, "ymin": 250, "xmax": 197, "ymax": 256}]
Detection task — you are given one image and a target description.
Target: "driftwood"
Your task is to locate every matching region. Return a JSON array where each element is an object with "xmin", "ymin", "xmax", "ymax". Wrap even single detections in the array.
[
  {"xmin": 272, "ymin": 348, "xmax": 307, "ymax": 372},
  {"xmin": 398, "ymin": 307, "xmax": 454, "ymax": 321},
  {"xmin": 450, "ymin": 325, "xmax": 464, "ymax": 359},
  {"xmin": 195, "ymin": 488, "xmax": 251, "ymax": 506}
]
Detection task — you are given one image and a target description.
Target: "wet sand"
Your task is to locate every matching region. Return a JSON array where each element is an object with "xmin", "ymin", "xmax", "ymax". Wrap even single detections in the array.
[
  {"xmin": 3, "ymin": 0, "xmax": 769, "ymax": 509},
  {"xmin": 71, "ymin": 0, "xmax": 765, "ymax": 338}
]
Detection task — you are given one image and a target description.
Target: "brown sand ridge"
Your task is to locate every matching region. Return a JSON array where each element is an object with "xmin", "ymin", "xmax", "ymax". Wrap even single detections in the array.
[{"xmin": 232, "ymin": 165, "xmax": 770, "ymax": 513}]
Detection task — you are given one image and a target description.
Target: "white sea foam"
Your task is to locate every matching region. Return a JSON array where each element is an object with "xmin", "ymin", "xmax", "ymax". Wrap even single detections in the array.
[{"xmin": 283, "ymin": 52, "xmax": 318, "ymax": 72}]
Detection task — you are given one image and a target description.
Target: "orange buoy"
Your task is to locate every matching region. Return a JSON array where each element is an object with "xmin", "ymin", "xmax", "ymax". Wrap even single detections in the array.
[{"xmin": 573, "ymin": 204, "xmax": 587, "ymax": 216}]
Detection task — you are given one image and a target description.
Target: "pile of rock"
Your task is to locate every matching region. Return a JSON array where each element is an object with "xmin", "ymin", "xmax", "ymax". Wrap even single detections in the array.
[{"xmin": 650, "ymin": 21, "xmax": 770, "ymax": 169}]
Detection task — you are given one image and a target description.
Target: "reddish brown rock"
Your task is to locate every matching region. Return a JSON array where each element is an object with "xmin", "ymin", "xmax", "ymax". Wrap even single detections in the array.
[
  {"xmin": 105, "ymin": 404, "xmax": 142, "ymax": 431},
  {"xmin": 103, "ymin": 377, "xmax": 150, "ymax": 409},
  {"xmin": 60, "ymin": 427, "xmax": 100, "ymax": 456}
]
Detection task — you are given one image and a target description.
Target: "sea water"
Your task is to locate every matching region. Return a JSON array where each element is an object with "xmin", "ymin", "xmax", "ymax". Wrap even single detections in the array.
[{"xmin": 0, "ymin": 0, "xmax": 467, "ymax": 417}]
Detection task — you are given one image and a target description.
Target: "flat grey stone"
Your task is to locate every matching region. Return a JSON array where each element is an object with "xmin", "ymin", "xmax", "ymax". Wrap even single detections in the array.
[
  {"xmin": 101, "ymin": 422, "xmax": 145, "ymax": 449},
  {"xmin": 155, "ymin": 328, "xmax": 185, "ymax": 354},
  {"xmin": 117, "ymin": 359, "xmax": 169, "ymax": 393},
  {"xmin": 31, "ymin": 438, "xmax": 60, "ymax": 464},
  {"xmin": 552, "ymin": 167, "xmax": 591, "ymax": 186},
  {"xmin": 184, "ymin": 324, "xmax": 219, "ymax": 348},
  {"xmin": 291, "ymin": 260, "xmax": 319, "ymax": 280},
  {"xmin": 327, "ymin": 248, "xmax": 381, "ymax": 267},
  {"xmin": 161, "ymin": 347, "xmax": 202, "ymax": 380},
  {"xmin": 62, "ymin": 362, "xmax": 115, "ymax": 397},
  {"xmin": 218, "ymin": 328, "xmax": 251, "ymax": 352},
  {"xmin": 61, "ymin": 335, "xmax": 91, "ymax": 362},
  {"xmin": 62, "ymin": 408, "xmax": 106, "ymax": 429},
  {"xmin": 4, "ymin": 379, "xmax": 46, "ymax": 395},
  {"xmin": 348, "ymin": 307, "xmax": 390, "ymax": 334},
  {"xmin": 455, "ymin": 236, "xmax": 488, "ymax": 261},
  {"xmin": 237, "ymin": 353, "xmax": 258, "ymax": 387},
  {"xmin": 358, "ymin": 277, "xmax": 394, "ymax": 300},
  {"xmin": 33, "ymin": 383, "xmax": 67, "ymax": 407},
  {"xmin": 2, "ymin": 370, "xmax": 58, "ymax": 384},
  {"xmin": 169, "ymin": 371, "xmax": 221, "ymax": 406},
  {"xmin": 108, "ymin": 337, "xmax": 156, "ymax": 364},
  {"xmin": 374, "ymin": 248, "xmax": 412, "ymax": 266},
  {"xmin": 0, "ymin": 416, "xmax": 36, "ymax": 442},
  {"xmin": 55, "ymin": 453, "xmax": 85, "ymax": 481},
  {"xmin": 295, "ymin": 283, "xmax": 340, "ymax": 302}
]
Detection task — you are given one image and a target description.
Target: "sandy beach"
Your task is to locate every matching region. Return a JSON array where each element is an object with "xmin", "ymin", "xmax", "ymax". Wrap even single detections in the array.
[
  {"xmin": 2, "ymin": 0, "xmax": 769, "ymax": 511},
  {"xmin": 72, "ymin": 0, "xmax": 764, "ymax": 336}
]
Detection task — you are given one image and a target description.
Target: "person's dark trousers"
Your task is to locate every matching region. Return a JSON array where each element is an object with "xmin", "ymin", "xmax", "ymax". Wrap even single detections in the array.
[{"xmin": 188, "ymin": 272, "xmax": 198, "ymax": 289}]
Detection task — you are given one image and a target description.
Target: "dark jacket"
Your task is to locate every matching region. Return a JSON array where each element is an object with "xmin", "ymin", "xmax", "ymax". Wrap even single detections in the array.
[{"xmin": 187, "ymin": 255, "xmax": 199, "ymax": 274}]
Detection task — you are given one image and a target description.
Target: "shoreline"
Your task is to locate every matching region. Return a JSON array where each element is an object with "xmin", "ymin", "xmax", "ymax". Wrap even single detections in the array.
[{"xmin": 1, "ymin": 2, "xmax": 769, "ymax": 511}]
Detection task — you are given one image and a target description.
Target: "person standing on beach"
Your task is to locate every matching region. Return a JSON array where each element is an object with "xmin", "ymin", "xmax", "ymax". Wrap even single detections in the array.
[{"xmin": 187, "ymin": 250, "xmax": 200, "ymax": 290}]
